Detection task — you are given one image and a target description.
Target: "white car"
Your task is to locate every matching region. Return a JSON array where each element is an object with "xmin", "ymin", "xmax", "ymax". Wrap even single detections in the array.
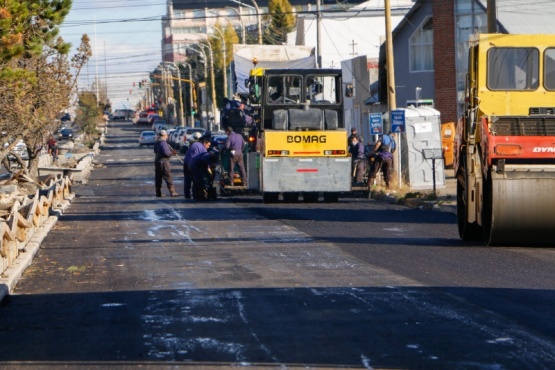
[
  {"xmin": 138, "ymin": 131, "xmax": 156, "ymax": 146},
  {"xmin": 180, "ymin": 128, "xmax": 206, "ymax": 153},
  {"xmin": 111, "ymin": 110, "xmax": 127, "ymax": 120}
]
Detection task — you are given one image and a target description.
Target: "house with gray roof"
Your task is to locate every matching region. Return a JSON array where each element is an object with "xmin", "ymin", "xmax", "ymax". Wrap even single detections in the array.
[{"xmin": 381, "ymin": 0, "xmax": 555, "ymax": 124}]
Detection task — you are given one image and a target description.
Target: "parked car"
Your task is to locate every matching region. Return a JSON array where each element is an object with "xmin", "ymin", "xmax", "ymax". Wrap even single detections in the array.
[
  {"xmin": 137, "ymin": 111, "xmax": 149, "ymax": 125},
  {"xmin": 152, "ymin": 119, "xmax": 168, "ymax": 134},
  {"xmin": 211, "ymin": 134, "xmax": 228, "ymax": 152},
  {"xmin": 111, "ymin": 109, "xmax": 127, "ymax": 120},
  {"xmin": 169, "ymin": 127, "xmax": 185, "ymax": 149},
  {"xmin": 148, "ymin": 114, "xmax": 163, "ymax": 127},
  {"xmin": 60, "ymin": 113, "xmax": 72, "ymax": 122},
  {"xmin": 138, "ymin": 131, "xmax": 156, "ymax": 146},
  {"xmin": 6, "ymin": 139, "xmax": 29, "ymax": 161},
  {"xmin": 59, "ymin": 128, "xmax": 74, "ymax": 140},
  {"xmin": 180, "ymin": 128, "xmax": 206, "ymax": 153},
  {"xmin": 166, "ymin": 129, "xmax": 176, "ymax": 146}
]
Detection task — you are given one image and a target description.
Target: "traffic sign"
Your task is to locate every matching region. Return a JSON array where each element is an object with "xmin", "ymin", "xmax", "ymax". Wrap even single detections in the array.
[
  {"xmin": 369, "ymin": 113, "xmax": 383, "ymax": 135},
  {"xmin": 391, "ymin": 109, "xmax": 406, "ymax": 133}
]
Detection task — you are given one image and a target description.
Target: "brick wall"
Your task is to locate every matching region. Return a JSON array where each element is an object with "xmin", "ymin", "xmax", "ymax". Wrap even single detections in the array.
[{"xmin": 432, "ymin": 0, "xmax": 458, "ymax": 123}]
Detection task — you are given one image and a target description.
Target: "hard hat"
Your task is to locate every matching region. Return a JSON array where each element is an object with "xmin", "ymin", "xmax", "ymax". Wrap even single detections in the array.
[{"xmin": 192, "ymin": 132, "xmax": 202, "ymax": 140}]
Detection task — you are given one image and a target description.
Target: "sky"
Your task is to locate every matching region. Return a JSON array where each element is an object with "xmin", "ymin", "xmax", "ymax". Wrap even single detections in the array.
[{"xmin": 59, "ymin": 0, "xmax": 167, "ymax": 110}]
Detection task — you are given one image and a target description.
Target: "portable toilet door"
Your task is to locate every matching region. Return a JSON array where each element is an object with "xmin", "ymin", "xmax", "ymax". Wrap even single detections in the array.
[{"xmin": 399, "ymin": 106, "xmax": 445, "ymax": 190}]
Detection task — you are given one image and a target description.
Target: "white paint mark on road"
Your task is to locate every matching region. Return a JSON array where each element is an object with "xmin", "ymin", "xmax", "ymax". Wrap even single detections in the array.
[
  {"xmin": 101, "ymin": 303, "xmax": 126, "ymax": 307},
  {"xmin": 382, "ymin": 227, "xmax": 406, "ymax": 233},
  {"xmin": 361, "ymin": 353, "xmax": 374, "ymax": 369},
  {"xmin": 487, "ymin": 337, "xmax": 513, "ymax": 344},
  {"xmin": 140, "ymin": 209, "xmax": 199, "ymax": 245}
]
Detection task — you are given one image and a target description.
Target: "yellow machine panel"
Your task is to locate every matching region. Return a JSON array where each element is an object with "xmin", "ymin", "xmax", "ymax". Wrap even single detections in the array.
[
  {"xmin": 474, "ymin": 33, "xmax": 555, "ymax": 117},
  {"xmin": 264, "ymin": 130, "xmax": 348, "ymax": 157}
]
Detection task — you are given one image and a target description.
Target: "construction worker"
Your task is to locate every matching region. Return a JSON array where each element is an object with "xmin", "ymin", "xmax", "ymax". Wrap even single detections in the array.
[
  {"xmin": 367, "ymin": 131, "xmax": 396, "ymax": 189},
  {"xmin": 189, "ymin": 144, "xmax": 219, "ymax": 200},
  {"xmin": 225, "ymin": 126, "xmax": 247, "ymax": 186},
  {"xmin": 349, "ymin": 135, "xmax": 366, "ymax": 185},
  {"xmin": 183, "ymin": 132, "xmax": 210, "ymax": 199},
  {"xmin": 153, "ymin": 130, "xmax": 178, "ymax": 197}
]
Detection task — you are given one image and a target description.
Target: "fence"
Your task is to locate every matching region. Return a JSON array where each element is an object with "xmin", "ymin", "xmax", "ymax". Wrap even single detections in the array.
[{"xmin": 0, "ymin": 174, "xmax": 73, "ymax": 296}]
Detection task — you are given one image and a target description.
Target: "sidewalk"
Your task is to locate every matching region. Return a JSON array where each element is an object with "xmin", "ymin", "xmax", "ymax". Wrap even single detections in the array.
[{"xmin": 372, "ymin": 168, "xmax": 457, "ymax": 215}]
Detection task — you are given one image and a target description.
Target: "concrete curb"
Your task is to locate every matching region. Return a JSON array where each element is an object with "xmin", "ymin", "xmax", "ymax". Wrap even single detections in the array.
[
  {"xmin": 370, "ymin": 192, "xmax": 457, "ymax": 215},
  {"xmin": 0, "ymin": 194, "xmax": 74, "ymax": 301}
]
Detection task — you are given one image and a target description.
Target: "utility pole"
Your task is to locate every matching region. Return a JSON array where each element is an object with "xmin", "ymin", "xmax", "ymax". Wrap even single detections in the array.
[
  {"xmin": 250, "ymin": 0, "xmax": 262, "ymax": 45},
  {"xmin": 384, "ymin": 0, "xmax": 401, "ymax": 189},
  {"xmin": 182, "ymin": 62, "xmax": 194, "ymax": 126},
  {"xmin": 487, "ymin": 0, "xmax": 497, "ymax": 33},
  {"xmin": 350, "ymin": 40, "xmax": 357, "ymax": 56},
  {"xmin": 316, "ymin": 0, "xmax": 322, "ymax": 68},
  {"xmin": 206, "ymin": 43, "xmax": 216, "ymax": 132},
  {"xmin": 175, "ymin": 65, "xmax": 185, "ymax": 126}
]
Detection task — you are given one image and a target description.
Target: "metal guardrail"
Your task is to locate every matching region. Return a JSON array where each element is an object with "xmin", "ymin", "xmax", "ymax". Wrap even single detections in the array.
[{"xmin": 0, "ymin": 174, "xmax": 72, "ymax": 276}]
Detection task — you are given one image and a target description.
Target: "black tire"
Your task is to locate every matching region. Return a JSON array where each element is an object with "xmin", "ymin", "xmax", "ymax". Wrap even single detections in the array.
[
  {"xmin": 482, "ymin": 174, "xmax": 496, "ymax": 246},
  {"xmin": 263, "ymin": 192, "xmax": 279, "ymax": 204},
  {"xmin": 303, "ymin": 192, "xmax": 319, "ymax": 203},
  {"xmin": 323, "ymin": 192, "xmax": 339, "ymax": 203},
  {"xmin": 283, "ymin": 192, "xmax": 299, "ymax": 203},
  {"xmin": 208, "ymin": 187, "xmax": 218, "ymax": 200},
  {"xmin": 457, "ymin": 180, "xmax": 483, "ymax": 241}
]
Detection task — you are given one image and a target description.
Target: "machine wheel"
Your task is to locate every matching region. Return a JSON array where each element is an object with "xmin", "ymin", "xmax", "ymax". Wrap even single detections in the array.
[
  {"xmin": 208, "ymin": 187, "xmax": 218, "ymax": 200},
  {"xmin": 323, "ymin": 192, "xmax": 339, "ymax": 203},
  {"xmin": 283, "ymin": 192, "xmax": 299, "ymax": 203},
  {"xmin": 263, "ymin": 192, "xmax": 279, "ymax": 204},
  {"xmin": 457, "ymin": 180, "xmax": 483, "ymax": 241},
  {"xmin": 303, "ymin": 192, "xmax": 319, "ymax": 203},
  {"xmin": 482, "ymin": 175, "xmax": 496, "ymax": 246}
]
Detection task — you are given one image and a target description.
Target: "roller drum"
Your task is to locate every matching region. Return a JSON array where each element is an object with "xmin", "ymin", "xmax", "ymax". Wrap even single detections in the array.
[{"xmin": 485, "ymin": 165, "xmax": 555, "ymax": 245}]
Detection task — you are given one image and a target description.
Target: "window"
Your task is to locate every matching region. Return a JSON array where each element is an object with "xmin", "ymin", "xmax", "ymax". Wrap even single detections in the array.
[
  {"xmin": 487, "ymin": 48, "xmax": 539, "ymax": 90},
  {"xmin": 409, "ymin": 17, "xmax": 434, "ymax": 72},
  {"xmin": 193, "ymin": 9, "xmax": 205, "ymax": 19},
  {"xmin": 544, "ymin": 48, "xmax": 555, "ymax": 90},
  {"xmin": 267, "ymin": 75, "xmax": 302, "ymax": 104},
  {"xmin": 306, "ymin": 75, "xmax": 339, "ymax": 104}
]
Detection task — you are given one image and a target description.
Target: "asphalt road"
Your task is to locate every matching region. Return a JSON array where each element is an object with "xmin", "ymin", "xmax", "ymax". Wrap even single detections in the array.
[{"xmin": 1, "ymin": 121, "xmax": 555, "ymax": 369}]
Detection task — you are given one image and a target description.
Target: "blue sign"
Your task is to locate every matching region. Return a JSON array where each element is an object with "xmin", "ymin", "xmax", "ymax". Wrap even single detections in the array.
[
  {"xmin": 391, "ymin": 109, "xmax": 406, "ymax": 133},
  {"xmin": 369, "ymin": 113, "xmax": 383, "ymax": 135}
]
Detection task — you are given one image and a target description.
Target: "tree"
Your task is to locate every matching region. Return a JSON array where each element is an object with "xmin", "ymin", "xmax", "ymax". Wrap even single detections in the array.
[
  {"xmin": 209, "ymin": 23, "xmax": 239, "ymax": 104},
  {"xmin": 0, "ymin": 1, "xmax": 91, "ymax": 178},
  {"xmin": 76, "ymin": 90, "xmax": 103, "ymax": 144},
  {"xmin": 263, "ymin": 0, "xmax": 296, "ymax": 45}
]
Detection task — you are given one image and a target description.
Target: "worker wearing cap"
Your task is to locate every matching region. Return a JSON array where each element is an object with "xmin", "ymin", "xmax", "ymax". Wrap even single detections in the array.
[
  {"xmin": 189, "ymin": 137, "xmax": 219, "ymax": 200},
  {"xmin": 367, "ymin": 131, "xmax": 396, "ymax": 189},
  {"xmin": 225, "ymin": 126, "xmax": 247, "ymax": 186},
  {"xmin": 153, "ymin": 129, "xmax": 178, "ymax": 197},
  {"xmin": 348, "ymin": 127, "xmax": 363, "ymax": 146},
  {"xmin": 183, "ymin": 132, "xmax": 210, "ymax": 199}
]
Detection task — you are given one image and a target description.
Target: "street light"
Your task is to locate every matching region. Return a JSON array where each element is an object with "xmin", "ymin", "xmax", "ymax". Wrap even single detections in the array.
[
  {"xmin": 164, "ymin": 62, "xmax": 185, "ymax": 127},
  {"xmin": 230, "ymin": 0, "xmax": 262, "ymax": 45},
  {"xmin": 205, "ymin": 26, "xmax": 227, "ymax": 100},
  {"xmin": 180, "ymin": 62, "xmax": 195, "ymax": 126},
  {"xmin": 187, "ymin": 42, "xmax": 215, "ymax": 131},
  {"xmin": 209, "ymin": 8, "xmax": 245, "ymax": 44},
  {"xmin": 225, "ymin": 7, "xmax": 246, "ymax": 43},
  {"xmin": 197, "ymin": 38, "xmax": 217, "ymax": 132}
]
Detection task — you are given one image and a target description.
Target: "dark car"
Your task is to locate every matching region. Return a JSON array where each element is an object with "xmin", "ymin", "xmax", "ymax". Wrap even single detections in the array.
[
  {"xmin": 60, "ymin": 113, "xmax": 72, "ymax": 122},
  {"xmin": 59, "ymin": 128, "xmax": 74, "ymax": 140},
  {"xmin": 211, "ymin": 134, "xmax": 227, "ymax": 152}
]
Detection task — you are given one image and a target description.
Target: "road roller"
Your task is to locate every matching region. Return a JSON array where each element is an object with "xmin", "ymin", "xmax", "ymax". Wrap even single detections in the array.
[{"xmin": 455, "ymin": 33, "xmax": 555, "ymax": 246}]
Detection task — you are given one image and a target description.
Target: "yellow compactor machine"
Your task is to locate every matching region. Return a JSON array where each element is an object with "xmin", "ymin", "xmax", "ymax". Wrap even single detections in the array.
[{"xmin": 455, "ymin": 33, "xmax": 555, "ymax": 245}]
